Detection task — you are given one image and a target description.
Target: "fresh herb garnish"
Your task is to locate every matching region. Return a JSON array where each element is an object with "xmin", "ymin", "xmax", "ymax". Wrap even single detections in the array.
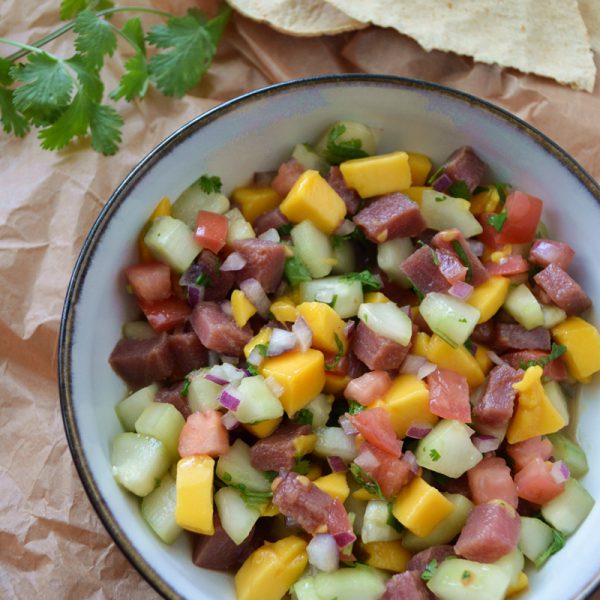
[
  {"xmin": 534, "ymin": 528, "xmax": 566, "ymax": 568},
  {"xmin": 519, "ymin": 343, "xmax": 567, "ymax": 370},
  {"xmin": 229, "ymin": 482, "xmax": 272, "ymax": 507},
  {"xmin": 255, "ymin": 343, "xmax": 269, "ymax": 357},
  {"xmin": 246, "ymin": 364, "xmax": 259, "ymax": 376},
  {"xmin": 197, "ymin": 174, "xmax": 222, "ymax": 194},
  {"xmin": 418, "ymin": 240, "xmax": 439, "ymax": 266},
  {"xmin": 180, "ymin": 376, "xmax": 191, "ymax": 397},
  {"xmin": 386, "ymin": 502, "xmax": 403, "ymax": 533},
  {"xmin": 292, "ymin": 458, "xmax": 310, "ymax": 475},
  {"xmin": 421, "ymin": 559, "xmax": 438, "ymax": 581},
  {"xmin": 329, "ymin": 294, "xmax": 338, "ymax": 309},
  {"xmin": 405, "ymin": 275, "xmax": 425, "ymax": 301},
  {"xmin": 427, "ymin": 164, "xmax": 445, "ymax": 185},
  {"xmin": 284, "ymin": 255, "xmax": 312, "ymax": 287},
  {"xmin": 493, "ymin": 182, "xmax": 511, "ymax": 205},
  {"xmin": 332, "ymin": 227, "xmax": 366, "ymax": 248},
  {"xmin": 264, "ymin": 470, "xmax": 278, "ymax": 483},
  {"xmin": 451, "ymin": 239, "xmax": 473, "ymax": 283},
  {"xmin": 464, "ymin": 337, "xmax": 476, "ymax": 354},
  {"xmin": 487, "ymin": 209, "xmax": 508, "ymax": 233},
  {"xmin": 348, "ymin": 400, "xmax": 365, "ymax": 415},
  {"xmin": 325, "ymin": 333, "xmax": 344, "ymax": 371},
  {"xmin": 349, "ymin": 463, "xmax": 385, "ymax": 500},
  {"xmin": 447, "ymin": 180, "xmax": 471, "ymax": 200},
  {"xmin": 429, "ymin": 448, "xmax": 441, "ymax": 462},
  {"xmin": 323, "ymin": 123, "xmax": 369, "ymax": 165},
  {"xmin": 195, "ymin": 272, "xmax": 213, "ymax": 287},
  {"xmin": 294, "ymin": 408, "xmax": 313, "ymax": 426},
  {"xmin": 341, "ymin": 270, "xmax": 382, "ymax": 291},
  {"xmin": 462, "ymin": 570, "xmax": 472, "ymax": 581},
  {"xmin": 277, "ymin": 223, "xmax": 293, "ymax": 236},
  {"xmin": 458, "ymin": 318, "xmax": 467, "ymax": 323},
  {"xmin": 435, "ymin": 195, "xmax": 447, "ymax": 202}
]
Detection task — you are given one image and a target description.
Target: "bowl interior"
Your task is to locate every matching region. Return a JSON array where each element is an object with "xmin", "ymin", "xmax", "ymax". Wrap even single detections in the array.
[{"xmin": 61, "ymin": 76, "xmax": 600, "ymax": 600}]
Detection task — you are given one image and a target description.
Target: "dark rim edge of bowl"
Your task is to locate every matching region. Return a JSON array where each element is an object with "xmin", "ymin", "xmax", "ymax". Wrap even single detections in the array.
[{"xmin": 58, "ymin": 73, "xmax": 600, "ymax": 600}]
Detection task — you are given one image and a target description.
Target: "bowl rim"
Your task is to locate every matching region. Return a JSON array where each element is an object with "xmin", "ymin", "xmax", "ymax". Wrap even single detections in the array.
[{"xmin": 58, "ymin": 73, "xmax": 600, "ymax": 600}]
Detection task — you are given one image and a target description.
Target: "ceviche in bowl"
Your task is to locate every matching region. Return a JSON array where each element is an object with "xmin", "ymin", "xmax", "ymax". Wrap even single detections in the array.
[{"xmin": 59, "ymin": 75, "xmax": 600, "ymax": 600}]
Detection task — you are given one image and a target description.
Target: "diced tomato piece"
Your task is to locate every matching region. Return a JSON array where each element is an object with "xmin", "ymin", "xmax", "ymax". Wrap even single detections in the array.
[
  {"xmin": 271, "ymin": 159, "xmax": 304, "ymax": 198},
  {"xmin": 125, "ymin": 261, "xmax": 172, "ymax": 303},
  {"xmin": 497, "ymin": 191, "xmax": 543, "ymax": 244},
  {"xmin": 344, "ymin": 371, "xmax": 392, "ymax": 406},
  {"xmin": 484, "ymin": 255, "xmax": 529, "ymax": 276},
  {"xmin": 427, "ymin": 368, "xmax": 471, "ymax": 423},
  {"xmin": 506, "ymin": 436, "xmax": 553, "ymax": 471},
  {"xmin": 354, "ymin": 442, "xmax": 412, "ymax": 498},
  {"xmin": 502, "ymin": 350, "xmax": 567, "ymax": 381},
  {"xmin": 194, "ymin": 211, "xmax": 228, "ymax": 254},
  {"xmin": 178, "ymin": 410, "xmax": 229, "ymax": 457},
  {"xmin": 351, "ymin": 408, "xmax": 401, "ymax": 458},
  {"xmin": 477, "ymin": 213, "xmax": 504, "ymax": 250},
  {"xmin": 139, "ymin": 296, "xmax": 191, "ymax": 332},
  {"xmin": 467, "ymin": 456, "xmax": 518, "ymax": 508},
  {"xmin": 514, "ymin": 457, "xmax": 565, "ymax": 504}
]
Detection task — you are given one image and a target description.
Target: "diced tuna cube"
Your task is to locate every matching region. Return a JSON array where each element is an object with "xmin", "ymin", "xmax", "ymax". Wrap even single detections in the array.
[
  {"xmin": 433, "ymin": 146, "xmax": 485, "ymax": 193},
  {"xmin": 529, "ymin": 239, "xmax": 575, "ymax": 270},
  {"xmin": 472, "ymin": 364, "xmax": 521, "ymax": 427},
  {"xmin": 380, "ymin": 570, "xmax": 432, "ymax": 600},
  {"xmin": 407, "ymin": 545, "xmax": 456, "ymax": 573},
  {"xmin": 232, "ymin": 239, "xmax": 286, "ymax": 293},
  {"xmin": 168, "ymin": 331, "xmax": 208, "ymax": 378},
  {"xmin": 432, "ymin": 229, "xmax": 489, "ymax": 286},
  {"xmin": 352, "ymin": 321, "xmax": 411, "ymax": 371},
  {"xmin": 156, "ymin": 382, "xmax": 190, "ymax": 418},
  {"xmin": 253, "ymin": 208, "xmax": 289, "ymax": 236},
  {"xmin": 250, "ymin": 423, "xmax": 312, "ymax": 471},
  {"xmin": 494, "ymin": 324, "xmax": 551, "ymax": 352},
  {"xmin": 326, "ymin": 166, "xmax": 361, "ymax": 215},
  {"xmin": 534, "ymin": 263, "xmax": 592, "ymax": 315},
  {"xmin": 272, "ymin": 159, "xmax": 304, "ymax": 198},
  {"xmin": 400, "ymin": 246, "xmax": 450, "ymax": 294},
  {"xmin": 196, "ymin": 250, "xmax": 235, "ymax": 302}
]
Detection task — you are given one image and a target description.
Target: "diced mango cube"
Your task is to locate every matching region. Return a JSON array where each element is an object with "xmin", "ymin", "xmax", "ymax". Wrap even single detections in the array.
[
  {"xmin": 365, "ymin": 291, "xmax": 391, "ymax": 303},
  {"xmin": 340, "ymin": 151, "xmax": 412, "ymax": 198},
  {"xmin": 412, "ymin": 331, "xmax": 431, "ymax": 357},
  {"xmin": 407, "ymin": 153, "xmax": 432, "ymax": 186},
  {"xmin": 470, "ymin": 186, "xmax": 500, "ymax": 215},
  {"xmin": 361, "ymin": 540, "xmax": 412, "ymax": 573},
  {"xmin": 468, "ymin": 276, "xmax": 510, "ymax": 324},
  {"xmin": 506, "ymin": 572, "xmax": 529, "ymax": 597},
  {"xmin": 324, "ymin": 372, "xmax": 350, "ymax": 394},
  {"xmin": 293, "ymin": 434, "xmax": 317, "ymax": 457},
  {"xmin": 270, "ymin": 296, "xmax": 298, "ymax": 323},
  {"xmin": 474, "ymin": 344, "xmax": 493, "ymax": 375},
  {"xmin": 306, "ymin": 463, "xmax": 323, "ymax": 481},
  {"xmin": 232, "ymin": 186, "xmax": 280, "ymax": 223},
  {"xmin": 260, "ymin": 502, "xmax": 280, "ymax": 517},
  {"xmin": 261, "ymin": 349, "xmax": 325, "ymax": 416},
  {"xmin": 175, "ymin": 455, "xmax": 215, "ymax": 535},
  {"xmin": 139, "ymin": 197, "xmax": 171, "ymax": 262},
  {"xmin": 244, "ymin": 327, "xmax": 272, "ymax": 358},
  {"xmin": 392, "ymin": 477, "xmax": 455, "ymax": 537},
  {"xmin": 507, "ymin": 366, "xmax": 566, "ymax": 444},
  {"xmin": 297, "ymin": 301, "xmax": 347, "ymax": 354},
  {"xmin": 373, "ymin": 374, "xmax": 437, "ymax": 438},
  {"xmin": 280, "ymin": 170, "xmax": 346, "ymax": 234},
  {"xmin": 352, "ymin": 488, "xmax": 380, "ymax": 502},
  {"xmin": 426, "ymin": 334, "xmax": 485, "ymax": 388},
  {"xmin": 235, "ymin": 536, "xmax": 308, "ymax": 600},
  {"xmin": 244, "ymin": 417, "xmax": 282, "ymax": 439},
  {"xmin": 552, "ymin": 316, "xmax": 600, "ymax": 381},
  {"xmin": 231, "ymin": 289, "xmax": 257, "ymax": 328},
  {"xmin": 403, "ymin": 186, "xmax": 431, "ymax": 205},
  {"xmin": 313, "ymin": 472, "xmax": 349, "ymax": 502}
]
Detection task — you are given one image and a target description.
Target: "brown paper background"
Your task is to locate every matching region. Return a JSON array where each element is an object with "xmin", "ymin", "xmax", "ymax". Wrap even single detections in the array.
[{"xmin": 1, "ymin": 1, "xmax": 599, "ymax": 598}]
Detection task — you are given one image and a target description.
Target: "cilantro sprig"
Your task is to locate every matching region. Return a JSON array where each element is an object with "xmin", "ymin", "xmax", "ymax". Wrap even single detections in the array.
[
  {"xmin": 349, "ymin": 463, "xmax": 385, "ymax": 500},
  {"xmin": 451, "ymin": 239, "xmax": 472, "ymax": 283},
  {"xmin": 421, "ymin": 559, "xmax": 438, "ymax": 581},
  {"xmin": 487, "ymin": 208, "xmax": 508, "ymax": 233},
  {"xmin": 519, "ymin": 343, "xmax": 567, "ymax": 370},
  {"xmin": 325, "ymin": 333, "xmax": 345, "ymax": 371},
  {"xmin": 197, "ymin": 174, "xmax": 223, "ymax": 194},
  {"xmin": 340, "ymin": 270, "xmax": 382, "ymax": 291},
  {"xmin": 534, "ymin": 528, "xmax": 565, "ymax": 568},
  {"xmin": 322, "ymin": 123, "xmax": 368, "ymax": 165}
]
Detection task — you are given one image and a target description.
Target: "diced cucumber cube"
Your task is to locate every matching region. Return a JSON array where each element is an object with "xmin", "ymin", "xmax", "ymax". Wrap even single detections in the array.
[
  {"xmin": 292, "ymin": 567, "xmax": 386, "ymax": 600},
  {"xmin": 116, "ymin": 384, "xmax": 158, "ymax": 432},
  {"xmin": 303, "ymin": 394, "xmax": 334, "ymax": 429},
  {"xmin": 518, "ymin": 516, "xmax": 554, "ymax": 564},
  {"xmin": 547, "ymin": 432, "xmax": 588, "ymax": 478},
  {"xmin": 291, "ymin": 220, "xmax": 334, "ymax": 278},
  {"xmin": 299, "ymin": 276, "xmax": 363, "ymax": 318},
  {"xmin": 377, "ymin": 237, "xmax": 413, "ymax": 286},
  {"xmin": 111, "ymin": 433, "xmax": 171, "ymax": 497},
  {"xmin": 419, "ymin": 292, "xmax": 480, "ymax": 347},
  {"xmin": 234, "ymin": 376, "xmax": 284, "ymax": 424},
  {"xmin": 541, "ymin": 478, "xmax": 595, "ymax": 535},
  {"xmin": 543, "ymin": 381, "xmax": 569, "ymax": 425},
  {"xmin": 144, "ymin": 216, "xmax": 202, "ymax": 273},
  {"xmin": 172, "ymin": 184, "xmax": 230, "ymax": 228},
  {"xmin": 188, "ymin": 370, "xmax": 223, "ymax": 413},
  {"xmin": 331, "ymin": 239, "xmax": 356, "ymax": 274},
  {"xmin": 140, "ymin": 472, "xmax": 182, "ymax": 544},
  {"xmin": 421, "ymin": 190, "xmax": 483, "ymax": 238},
  {"xmin": 135, "ymin": 402, "xmax": 186, "ymax": 461},
  {"xmin": 315, "ymin": 120, "xmax": 378, "ymax": 161},
  {"xmin": 225, "ymin": 208, "xmax": 255, "ymax": 244},
  {"xmin": 493, "ymin": 549, "xmax": 524, "ymax": 588},
  {"xmin": 292, "ymin": 143, "xmax": 328, "ymax": 173},
  {"xmin": 122, "ymin": 321, "xmax": 156, "ymax": 340},
  {"xmin": 503, "ymin": 284, "xmax": 544, "ymax": 330},
  {"xmin": 216, "ymin": 439, "xmax": 271, "ymax": 492},
  {"xmin": 541, "ymin": 304, "xmax": 567, "ymax": 328},
  {"xmin": 416, "ymin": 420, "xmax": 482, "ymax": 478},
  {"xmin": 357, "ymin": 302, "xmax": 412, "ymax": 346},
  {"xmin": 215, "ymin": 486, "xmax": 261, "ymax": 545},
  {"xmin": 314, "ymin": 427, "xmax": 357, "ymax": 463},
  {"xmin": 361, "ymin": 500, "xmax": 402, "ymax": 543}
]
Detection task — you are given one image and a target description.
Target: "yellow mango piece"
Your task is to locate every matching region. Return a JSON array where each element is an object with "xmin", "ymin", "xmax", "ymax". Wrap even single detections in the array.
[
  {"xmin": 365, "ymin": 291, "xmax": 391, "ymax": 303},
  {"xmin": 340, "ymin": 151, "xmax": 412, "ymax": 199},
  {"xmin": 232, "ymin": 186, "xmax": 280, "ymax": 223},
  {"xmin": 468, "ymin": 276, "xmax": 510, "ymax": 324},
  {"xmin": 280, "ymin": 170, "xmax": 346, "ymax": 235},
  {"xmin": 392, "ymin": 477, "xmax": 455, "ymax": 538},
  {"xmin": 293, "ymin": 434, "xmax": 317, "ymax": 457},
  {"xmin": 261, "ymin": 349, "xmax": 325, "ymax": 416},
  {"xmin": 139, "ymin": 197, "xmax": 171, "ymax": 262},
  {"xmin": 306, "ymin": 463, "xmax": 323, "ymax": 481},
  {"xmin": 352, "ymin": 488, "xmax": 380, "ymax": 502},
  {"xmin": 373, "ymin": 374, "xmax": 437, "ymax": 438},
  {"xmin": 412, "ymin": 331, "xmax": 431, "ymax": 357},
  {"xmin": 361, "ymin": 540, "xmax": 412, "ymax": 573},
  {"xmin": 407, "ymin": 153, "xmax": 432, "ymax": 186},
  {"xmin": 426, "ymin": 334, "xmax": 485, "ymax": 388},
  {"xmin": 403, "ymin": 186, "xmax": 431, "ymax": 205},
  {"xmin": 271, "ymin": 296, "xmax": 298, "ymax": 323},
  {"xmin": 470, "ymin": 186, "xmax": 500, "ymax": 215},
  {"xmin": 175, "ymin": 455, "xmax": 215, "ymax": 535},
  {"xmin": 313, "ymin": 472, "xmax": 349, "ymax": 502},
  {"xmin": 552, "ymin": 316, "xmax": 600, "ymax": 381},
  {"xmin": 244, "ymin": 327, "xmax": 272, "ymax": 358},
  {"xmin": 235, "ymin": 536, "xmax": 308, "ymax": 600},
  {"xmin": 297, "ymin": 301, "xmax": 347, "ymax": 354},
  {"xmin": 324, "ymin": 372, "xmax": 350, "ymax": 394},
  {"xmin": 260, "ymin": 502, "xmax": 280, "ymax": 517},
  {"xmin": 507, "ymin": 366, "xmax": 566, "ymax": 444},
  {"xmin": 506, "ymin": 572, "xmax": 529, "ymax": 597},
  {"xmin": 244, "ymin": 417, "xmax": 282, "ymax": 439},
  {"xmin": 490, "ymin": 245, "xmax": 513, "ymax": 264},
  {"xmin": 231, "ymin": 289, "xmax": 257, "ymax": 328},
  {"xmin": 475, "ymin": 344, "xmax": 493, "ymax": 375}
]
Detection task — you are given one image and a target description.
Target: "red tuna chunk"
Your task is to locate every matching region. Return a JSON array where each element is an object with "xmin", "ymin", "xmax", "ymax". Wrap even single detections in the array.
[
  {"xmin": 494, "ymin": 324, "xmax": 551, "ymax": 353},
  {"xmin": 471, "ymin": 321, "xmax": 495, "ymax": 345},
  {"xmin": 427, "ymin": 368, "xmax": 471, "ymax": 423},
  {"xmin": 436, "ymin": 249, "xmax": 467, "ymax": 285},
  {"xmin": 401, "ymin": 246, "xmax": 450, "ymax": 294},
  {"xmin": 352, "ymin": 321, "xmax": 411, "ymax": 371},
  {"xmin": 326, "ymin": 166, "xmax": 360, "ymax": 215},
  {"xmin": 455, "ymin": 502, "xmax": 521, "ymax": 563},
  {"xmin": 433, "ymin": 146, "xmax": 485, "ymax": 193},
  {"xmin": 354, "ymin": 193, "xmax": 426, "ymax": 243},
  {"xmin": 156, "ymin": 382, "xmax": 190, "ymax": 419},
  {"xmin": 250, "ymin": 424, "xmax": 312, "ymax": 471},
  {"xmin": 534, "ymin": 263, "xmax": 592, "ymax": 315},
  {"xmin": 191, "ymin": 301, "xmax": 252, "ymax": 357},
  {"xmin": 109, "ymin": 333, "xmax": 174, "ymax": 389},
  {"xmin": 407, "ymin": 545, "xmax": 456, "ymax": 573},
  {"xmin": 529, "ymin": 239, "xmax": 575, "ymax": 270},
  {"xmin": 272, "ymin": 159, "xmax": 304, "ymax": 198},
  {"xmin": 253, "ymin": 208, "xmax": 289, "ymax": 236},
  {"xmin": 168, "ymin": 331, "xmax": 208, "ymax": 379},
  {"xmin": 196, "ymin": 250, "xmax": 235, "ymax": 302},
  {"xmin": 467, "ymin": 456, "xmax": 518, "ymax": 508},
  {"xmin": 432, "ymin": 229, "xmax": 489, "ymax": 286},
  {"xmin": 472, "ymin": 364, "xmax": 521, "ymax": 427},
  {"xmin": 232, "ymin": 239, "xmax": 286, "ymax": 293},
  {"xmin": 380, "ymin": 571, "xmax": 432, "ymax": 600}
]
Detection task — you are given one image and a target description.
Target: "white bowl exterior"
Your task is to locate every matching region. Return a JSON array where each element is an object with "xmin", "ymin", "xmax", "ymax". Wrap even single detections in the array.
[{"xmin": 67, "ymin": 79, "xmax": 600, "ymax": 600}]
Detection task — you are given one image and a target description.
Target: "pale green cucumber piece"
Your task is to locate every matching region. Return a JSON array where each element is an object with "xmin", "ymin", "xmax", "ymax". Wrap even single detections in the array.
[
  {"xmin": 291, "ymin": 220, "xmax": 334, "ymax": 278},
  {"xmin": 140, "ymin": 472, "xmax": 182, "ymax": 544},
  {"xmin": 416, "ymin": 420, "xmax": 482, "ymax": 478},
  {"xmin": 547, "ymin": 432, "xmax": 588, "ymax": 478},
  {"xmin": 234, "ymin": 376, "xmax": 284, "ymax": 423},
  {"xmin": 225, "ymin": 208, "xmax": 255, "ymax": 244},
  {"xmin": 111, "ymin": 433, "xmax": 171, "ymax": 497},
  {"xmin": 493, "ymin": 549, "xmax": 524, "ymax": 587},
  {"xmin": 299, "ymin": 276, "xmax": 363, "ymax": 319},
  {"xmin": 357, "ymin": 301, "xmax": 412, "ymax": 346},
  {"xmin": 172, "ymin": 184, "xmax": 230, "ymax": 227},
  {"xmin": 122, "ymin": 320, "xmax": 156, "ymax": 340},
  {"xmin": 331, "ymin": 239, "xmax": 355, "ymax": 274},
  {"xmin": 377, "ymin": 237, "xmax": 413, "ymax": 286},
  {"xmin": 428, "ymin": 558, "xmax": 511, "ymax": 600},
  {"xmin": 421, "ymin": 190, "xmax": 483, "ymax": 238},
  {"xmin": 361, "ymin": 500, "xmax": 402, "ymax": 543},
  {"xmin": 402, "ymin": 493, "xmax": 473, "ymax": 551},
  {"xmin": 314, "ymin": 427, "xmax": 357, "ymax": 462},
  {"xmin": 303, "ymin": 393, "xmax": 333, "ymax": 429},
  {"xmin": 214, "ymin": 486, "xmax": 261, "ymax": 545},
  {"xmin": 216, "ymin": 439, "xmax": 271, "ymax": 492},
  {"xmin": 144, "ymin": 216, "xmax": 202, "ymax": 273},
  {"xmin": 518, "ymin": 517, "xmax": 554, "ymax": 564},
  {"xmin": 419, "ymin": 292, "xmax": 480, "ymax": 347},
  {"xmin": 314, "ymin": 121, "xmax": 378, "ymax": 160},
  {"xmin": 541, "ymin": 478, "xmax": 595, "ymax": 535},
  {"xmin": 116, "ymin": 384, "xmax": 158, "ymax": 432},
  {"xmin": 188, "ymin": 370, "xmax": 223, "ymax": 413},
  {"xmin": 503, "ymin": 284, "xmax": 544, "ymax": 330},
  {"xmin": 541, "ymin": 304, "xmax": 567, "ymax": 328},
  {"xmin": 292, "ymin": 567, "xmax": 386, "ymax": 600},
  {"xmin": 135, "ymin": 402, "xmax": 185, "ymax": 461},
  {"xmin": 543, "ymin": 380, "xmax": 569, "ymax": 425},
  {"xmin": 292, "ymin": 143, "xmax": 328, "ymax": 173}
]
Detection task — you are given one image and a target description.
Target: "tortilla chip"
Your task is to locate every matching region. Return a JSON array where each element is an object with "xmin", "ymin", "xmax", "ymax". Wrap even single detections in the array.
[
  {"xmin": 579, "ymin": 0, "xmax": 600, "ymax": 54},
  {"xmin": 226, "ymin": 0, "xmax": 366, "ymax": 36},
  {"xmin": 324, "ymin": 0, "xmax": 596, "ymax": 91}
]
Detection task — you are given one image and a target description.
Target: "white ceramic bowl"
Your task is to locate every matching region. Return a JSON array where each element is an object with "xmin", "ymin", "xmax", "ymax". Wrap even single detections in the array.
[{"xmin": 59, "ymin": 75, "xmax": 600, "ymax": 600}]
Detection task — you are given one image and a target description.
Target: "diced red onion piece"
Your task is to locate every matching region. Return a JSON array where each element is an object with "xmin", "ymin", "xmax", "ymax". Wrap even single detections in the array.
[
  {"xmin": 327, "ymin": 456, "xmax": 347, "ymax": 472},
  {"xmin": 354, "ymin": 447, "xmax": 380, "ymax": 471},
  {"xmin": 343, "ymin": 320, "xmax": 356, "ymax": 338},
  {"xmin": 205, "ymin": 372, "xmax": 228, "ymax": 385},
  {"xmin": 292, "ymin": 316, "xmax": 313, "ymax": 352},
  {"xmin": 403, "ymin": 450, "xmax": 419, "ymax": 475},
  {"xmin": 247, "ymin": 346, "xmax": 264, "ymax": 367},
  {"xmin": 406, "ymin": 422, "xmax": 433, "ymax": 439},
  {"xmin": 267, "ymin": 328, "xmax": 297, "ymax": 356},
  {"xmin": 179, "ymin": 263, "xmax": 204, "ymax": 287},
  {"xmin": 220, "ymin": 252, "xmax": 247, "ymax": 272},
  {"xmin": 468, "ymin": 240, "xmax": 484, "ymax": 257},
  {"xmin": 307, "ymin": 534, "xmax": 339, "ymax": 573},
  {"xmin": 186, "ymin": 284, "xmax": 204, "ymax": 307},
  {"xmin": 264, "ymin": 375, "xmax": 284, "ymax": 398},
  {"xmin": 219, "ymin": 388, "xmax": 240, "ymax": 411},
  {"xmin": 258, "ymin": 228, "xmax": 280, "ymax": 243},
  {"xmin": 315, "ymin": 289, "xmax": 334, "ymax": 304},
  {"xmin": 240, "ymin": 278, "xmax": 271, "ymax": 318},
  {"xmin": 334, "ymin": 219, "xmax": 356, "ymax": 237},
  {"xmin": 433, "ymin": 172, "xmax": 453, "ymax": 193},
  {"xmin": 333, "ymin": 531, "xmax": 357, "ymax": 549},
  {"xmin": 487, "ymin": 350, "xmax": 506, "ymax": 366},
  {"xmin": 472, "ymin": 434, "xmax": 500, "ymax": 453},
  {"xmin": 339, "ymin": 414, "xmax": 358, "ymax": 436},
  {"xmin": 399, "ymin": 355, "xmax": 427, "ymax": 375},
  {"xmin": 221, "ymin": 411, "xmax": 239, "ymax": 431},
  {"xmin": 417, "ymin": 361, "xmax": 437, "ymax": 380},
  {"xmin": 449, "ymin": 281, "xmax": 474, "ymax": 300},
  {"xmin": 550, "ymin": 460, "xmax": 570, "ymax": 484},
  {"xmin": 221, "ymin": 300, "xmax": 233, "ymax": 316}
]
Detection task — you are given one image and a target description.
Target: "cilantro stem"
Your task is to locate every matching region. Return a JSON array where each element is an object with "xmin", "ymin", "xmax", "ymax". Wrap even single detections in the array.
[
  {"xmin": 0, "ymin": 38, "xmax": 46, "ymax": 55},
  {"xmin": 107, "ymin": 22, "xmax": 142, "ymax": 53}
]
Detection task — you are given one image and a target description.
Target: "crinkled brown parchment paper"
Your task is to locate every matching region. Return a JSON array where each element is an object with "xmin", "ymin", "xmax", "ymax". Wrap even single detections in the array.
[{"xmin": 1, "ymin": 1, "xmax": 599, "ymax": 598}]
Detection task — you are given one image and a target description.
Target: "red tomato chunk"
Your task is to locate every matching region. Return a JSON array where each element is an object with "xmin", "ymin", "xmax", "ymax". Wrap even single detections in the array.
[
  {"xmin": 179, "ymin": 410, "xmax": 229, "ymax": 457},
  {"xmin": 427, "ymin": 368, "xmax": 471, "ymax": 423},
  {"xmin": 350, "ymin": 407, "xmax": 401, "ymax": 458},
  {"xmin": 195, "ymin": 210, "xmax": 228, "ymax": 254},
  {"xmin": 125, "ymin": 261, "xmax": 172, "ymax": 303},
  {"xmin": 139, "ymin": 296, "xmax": 191, "ymax": 332},
  {"xmin": 344, "ymin": 371, "xmax": 392, "ymax": 406},
  {"xmin": 514, "ymin": 457, "xmax": 565, "ymax": 504}
]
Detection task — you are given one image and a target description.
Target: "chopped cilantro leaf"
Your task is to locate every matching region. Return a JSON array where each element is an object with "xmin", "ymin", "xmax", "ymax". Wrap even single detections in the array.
[
  {"xmin": 462, "ymin": 570, "xmax": 472, "ymax": 581},
  {"xmin": 429, "ymin": 449, "xmax": 441, "ymax": 462},
  {"xmin": 332, "ymin": 227, "xmax": 366, "ymax": 248},
  {"xmin": 405, "ymin": 276, "xmax": 425, "ymax": 302},
  {"xmin": 418, "ymin": 240, "xmax": 439, "ymax": 266},
  {"xmin": 277, "ymin": 223, "xmax": 293, "ymax": 236},
  {"xmin": 487, "ymin": 209, "xmax": 508, "ymax": 233},
  {"xmin": 284, "ymin": 255, "xmax": 312, "ymax": 287},
  {"xmin": 246, "ymin": 364, "xmax": 259, "ymax": 376},
  {"xmin": 435, "ymin": 195, "xmax": 446, "ymax": 202},
  {"xmin": 534, "ymin": 529, "xmax": 565, "ymax": 568},
  {"xmin": 458, "ymin": 317, "xmax": 467, "ymax": 324},
  {"xmin": 349, "ymin": 463, "xmax": 385, "ymax": 500},
  {"xmin": 293, "ymin": 458, "xmax": 310, "ymax": 475},
  {"xmin": 519, "ymin": 343, "xmax": 567, "ymax": 370},
  {"xmin": 493, "ymin": 182, "xmax": 511, "ymax": 205},
  {"xmin": 421, "ymin": 559, "xmax": 438, "ymax": 581},
  {"xmin": 255, "ymin": 343, "xmax": 269, "ymax": 357},
  {"xmin": 451, "ymin": 239, "xmax": 473, "ymax": 283},
  {"xmin": 295, "ymin": 408, "xmax": 313, "ymax": 426},
  {"xmin": 325, "ymin": 333, "xmax": 344, "ymax": 371},
  {"xmin": 221, "ymin": 472, "xmax": 232, "ymax": 482},
  {"xmin": 195, "ymin": 272, "xmax": 213, "ymax": 287},
  {"xmin": 447, "ymin": 180, "xmax": 471, "ymax": 200},
  {"xmin": 427, "ymin": 164, "xmax": 445, "ymax": 185},
  {"xmin": 348, "ymin": 400, "xmax": 365, "ymax": 415},
  {"xmin": 464, "ymin": 337, "xmax": 476, "ymax": 355},
  {"xmin": 197, "ymin": 174, "xmax": 222, "ymax": 194},
  {"xmin": 264, "ymin": 470, "xmax": 278, "ymax": 483},
  {"xmin": 329, "ymin": 294, "xmax": 338, "ymax": 309},
  {"xmin": 323, "ymin": 124, "xmax": 369, "ymax": 165},
  {"xmin": 228, "ymin": 482, "xmax": 272, "ymax": 507},
  {"xmin": 180, "ymin": 377, "xmax": 191, "ymax": 397},
  {"xmin": 340, "ymin": 270, "xmax": 382, "ymax": 291}
]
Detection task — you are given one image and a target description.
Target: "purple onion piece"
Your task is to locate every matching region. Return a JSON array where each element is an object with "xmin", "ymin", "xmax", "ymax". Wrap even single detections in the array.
[
  {"xmin": 399, "ymin": 355, "xmax": 427, "ymax": 375},
  {"xmin": 205, "ymin": 373, "xmax": 228, "ymax": 385},
  {"xmin": 403, "ymin": 450, "xmax": 419, "ymax": 475},
  {"xmin": 550, "ymin": 460, "xmax": 570, "ymax": 484},
  {"xmin": 179, "ymin": 263, "xmax": 204, "ymax": 287},
  {"xmin": 487, "ymin": 350, "xmax": 506, "ymax": 366},
  {"xmin": 406, "ymin": 422, "xmax": 433, "ymax": 439},
  {"xmin": 472, "ymin": 434, "xmax": 500, "ymax": 453},
  {"xmin": 258, "ymin": 228, "xmax": 280, "ymax": 243},
  {"xmin": 267, "ymin": 328, "xmax": 297, "ymax": 357},
  {"xmin": 186, "ymin": 283, "xmax": 205, "ymax": 307},
  {"xmin": 221, "ymin": 411, "xmax": 240, "ymax": 431},
  {"xmin": 327, "ymin": 456, "xmax": 347, "ymax": 473},
  {"xmin": 292, "ymin": 317, "xmax": 313, "ymax": 352},
  {"xmin": 334, "ymin": 219, "xmax": 356, "ymax": 236},
  {"xmin": 432, "ymin": 172, "xmax": 453, "ymax": 193},
  {"xmin": 417, "ymin": 362, "xmax": 437, "ymax": 380},
  {"xmin": 333, "ymin": 531, "xmax": 357, "ymax": 549},
  {"xmin": 468, "ymin": 239, "xmax": 484, "ymax": 257},
  {"xmin": 240, "ymin": 278, "xmax": 271, "ymax": 318},
  {"xmin": 219, "ymin": 388, "xmax": 241, "ymax": 411},
  {"xmin": 339, "ymin": 414, "xmax": 358, "ymax": 436},
  {"xmin": 448, "ymin": 281, "xmax": 474, "ymax": 300}
]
